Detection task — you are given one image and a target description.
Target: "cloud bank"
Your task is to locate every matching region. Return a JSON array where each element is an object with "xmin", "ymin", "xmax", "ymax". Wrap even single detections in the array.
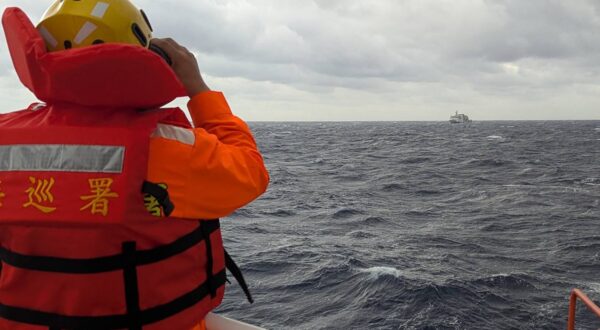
[{"xmin": 1, "ymin": 0, "xmax": 600, "ymax": 120}]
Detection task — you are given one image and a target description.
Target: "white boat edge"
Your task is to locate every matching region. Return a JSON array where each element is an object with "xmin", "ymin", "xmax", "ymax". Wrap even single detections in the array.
[{"xmin": 206, "ymin": 313, "xmax": 267, "ymax": 330}]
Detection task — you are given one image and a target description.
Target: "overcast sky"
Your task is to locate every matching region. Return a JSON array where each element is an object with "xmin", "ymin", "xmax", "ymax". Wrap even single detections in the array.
[{"xmin": 1, "ymin": 0, "xmax": 600, "ymax": 121}]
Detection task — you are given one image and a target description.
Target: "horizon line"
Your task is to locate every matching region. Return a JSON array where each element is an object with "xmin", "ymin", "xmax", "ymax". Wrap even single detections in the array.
[{"xmin": 247, "ymin": 119, "xmax": 600, "ymax": 123}]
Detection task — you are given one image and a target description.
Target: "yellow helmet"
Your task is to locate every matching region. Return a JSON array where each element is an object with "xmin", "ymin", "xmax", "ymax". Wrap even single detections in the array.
[{"xmin": 37, "ymin": 0, "xmax": 153, "ymax": 52}]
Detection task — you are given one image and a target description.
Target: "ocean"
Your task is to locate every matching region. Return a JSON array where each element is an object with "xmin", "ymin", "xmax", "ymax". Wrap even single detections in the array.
[{"xmin": 215, "ymin": 121, "xmax": 600, "ymax": 330}]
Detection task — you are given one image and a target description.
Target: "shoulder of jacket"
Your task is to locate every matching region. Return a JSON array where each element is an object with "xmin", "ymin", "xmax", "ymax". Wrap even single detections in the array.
[{"xmin": 151, "ymin": 123, "xmax": 195, "ymax": 146}]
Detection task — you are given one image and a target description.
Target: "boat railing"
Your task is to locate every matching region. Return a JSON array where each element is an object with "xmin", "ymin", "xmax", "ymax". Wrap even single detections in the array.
[{"xmin": 567, "ymin": 289, "xmax": 600, "ymax": 330}]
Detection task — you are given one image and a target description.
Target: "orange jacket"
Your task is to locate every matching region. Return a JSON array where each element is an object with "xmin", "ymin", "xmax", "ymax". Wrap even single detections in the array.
[
  {"xmin": 193, "ymin": 320, "xmax": 207, "ymax": 330},
  {"xmin": 150, "ymin": 92, "xmax": 266, "ymax": 330},
  {"xmin": 147, "ymin": 91, "xmax": 269, "ymax": 219}
]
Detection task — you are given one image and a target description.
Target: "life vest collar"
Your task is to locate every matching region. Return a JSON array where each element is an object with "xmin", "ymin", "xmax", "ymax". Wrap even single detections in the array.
[{"xmin": 2, "ymin": 7, "xmax": 186, "ymax": 109}]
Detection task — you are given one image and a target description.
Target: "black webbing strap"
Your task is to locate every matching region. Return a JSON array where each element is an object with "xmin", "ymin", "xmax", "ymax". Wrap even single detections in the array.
[
  {"xmin": 200, "ymin": 221, "xmax": 217, "ymax": 298},
  {"xmin": 0, "ymin": 223, "xmax": 217, "ymax": 274},
  {"xmin": 122, "ymin": 242, "xmax": 142, "ymax": 330},
  {"xmin": 0, "ymin": 221, "xmax": 228, "ymax": 329},
  {"xmin": 224, "ymin": 250, "xmax": 254, "ymax": 304},
  {"xmin": 142, "ymin": 181, "xmax": 174, "ymax": 216},
  {"xmin": 0, "ymin": 270, "xmax": 227, "ymax": 329}
]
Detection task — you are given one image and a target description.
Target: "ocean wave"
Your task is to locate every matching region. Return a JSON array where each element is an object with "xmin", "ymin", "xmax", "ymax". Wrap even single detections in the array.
[
  {"xmin": 425, "ymin": 237, "xmax": 488, "ymax": 252},
  {"xmin": 517, "ymin": 167, "xmax": 533, "ymax": 175},
  {"xmin": 230, "ymin": 208, "xmax": 256, "ymax": 218},
  {"xmin": 221, "ymin": 122, "xmax": 600, "ymax": 329},
  {"xmin": 346, "ymin": 230, "xmax": 377, "ymax": 239},
  {"xmin": 362, "ymin": 216, "xmax": 390, "ymax": 225},
  {"xmin": 381, "ymin": 183, "xmax": 407, "ymax": 192},
  {"xmin": 399, "ymin": 157, "xmax": 432, "ymax": 164},
  {"xmin": 582, "ymin": 177, "xmax": 600, "ymax": 186},
  {"xmin": 360, "ymin": 266, "xmax": 403, "ymax": 279},
  {"xmin": 413, "ymin": 189, "xmax": 444, "ymax": 196},
  {"xmin": 587, "ymin": 282, "xmax": 600, "ymax": 294},
  {"xmin": 504, "ymin": 184, "xmax": 592, "ymax": 194},
  {"xmin": 556, "ymin": 243, "xmax": 600, "ymax": 253},
  {"xmin": 332, "ymin": 208, "xmax": 365, "ymax": 219},
  {"xmin": 404, "ymin": 209, "xmax": 438, "ymax": 217},
  {"xmin": 471, "ymin": 274, "xmax": 537, "ymax": 290},
  {"xmin": 259, "ymin": 209, "xmax": 296, "ymax": 217},
  {"xmin": 464, "ymin": 158, "xmax": 511, "ymax": 167}
]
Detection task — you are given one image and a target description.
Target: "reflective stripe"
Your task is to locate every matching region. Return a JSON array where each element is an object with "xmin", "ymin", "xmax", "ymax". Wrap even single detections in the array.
[
  {"xmin": 74, "ymin": 22, "xmax": 97, "ymax": 45},
  {"xmin": 0, "ymin": 145, "xmax": 124, "ymax": 173},
  {"xmin": 152, "ymin": 124, "xmax": 195, "ymax": 146},
  {"xmin": 38, "ymin": 26, "xmax": 58, "ymax": 48},
  {"xmin": 91, "ymin": 2, "xmax": 110, "ymax": 18}
]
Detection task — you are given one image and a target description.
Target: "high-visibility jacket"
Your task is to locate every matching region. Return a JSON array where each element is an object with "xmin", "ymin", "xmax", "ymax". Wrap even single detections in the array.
[
  {"xmin": 148, "ymin": 90, "xmax": 269, "ymax": 220},
  {"xmin": 0, "ymin": 7, "xmax": 268, "ymax": 330}
]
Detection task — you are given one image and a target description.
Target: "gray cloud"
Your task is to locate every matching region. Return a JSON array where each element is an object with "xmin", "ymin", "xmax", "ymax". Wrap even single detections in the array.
[
  {"xmin": 144, "ymin": 1, "xmax": 600, "ymax": 87},
  {"xmin": 1, "ymin": 0, "xmax": 599, "ymax": 120}
]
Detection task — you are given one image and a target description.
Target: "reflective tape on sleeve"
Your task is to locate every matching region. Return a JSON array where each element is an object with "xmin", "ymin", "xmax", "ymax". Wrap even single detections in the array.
[
  {"xmin": 151, "ymin": 124, "xmax": 195, "ymax": 146},
  {"xmin": 0, "ymin": 145, "xmax": 125, "ymax": 173}
]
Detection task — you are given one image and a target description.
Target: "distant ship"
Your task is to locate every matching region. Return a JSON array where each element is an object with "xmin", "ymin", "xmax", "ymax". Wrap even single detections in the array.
[{"xmin": 449, "ymin": 111, "xmax": 472, "ymax": 124}]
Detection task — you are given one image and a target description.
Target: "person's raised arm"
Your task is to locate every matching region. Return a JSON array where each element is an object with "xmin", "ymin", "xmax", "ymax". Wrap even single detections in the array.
[{"xmin": 149, "ymin": 38, "xmax": 269, "ymax": 219}]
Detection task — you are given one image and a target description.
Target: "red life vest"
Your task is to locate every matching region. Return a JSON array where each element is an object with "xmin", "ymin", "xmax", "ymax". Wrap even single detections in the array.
[{"xmin": 0, "ymin": 8, "xmax": 230, "ymax": 330}]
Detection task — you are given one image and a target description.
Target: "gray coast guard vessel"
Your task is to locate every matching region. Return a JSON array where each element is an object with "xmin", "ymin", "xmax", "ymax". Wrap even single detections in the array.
[{"xmin": 449, "ymin": 111, "xmax": 472, "ymax": 124}]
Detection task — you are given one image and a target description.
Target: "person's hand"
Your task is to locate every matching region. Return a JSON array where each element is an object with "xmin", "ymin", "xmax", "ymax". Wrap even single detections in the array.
[{"xmin": 150, "ymin": 38, "xmax": 211, "ymax": 97}]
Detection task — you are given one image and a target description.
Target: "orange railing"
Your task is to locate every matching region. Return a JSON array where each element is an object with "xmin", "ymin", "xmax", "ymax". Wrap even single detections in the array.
[{"xmin": 567, "ymin": 289, "xmax": 600, "ymax": 330}]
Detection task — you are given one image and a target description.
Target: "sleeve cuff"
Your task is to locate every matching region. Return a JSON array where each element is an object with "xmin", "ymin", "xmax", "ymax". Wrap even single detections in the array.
[{"xmin": 187, "ymin": 91, "xmax": 233, "ymax": 127}]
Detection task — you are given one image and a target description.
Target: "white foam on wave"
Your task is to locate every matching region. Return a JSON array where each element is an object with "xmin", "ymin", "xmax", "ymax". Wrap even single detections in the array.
[
  {"xmin": 504, "ymin": 184, "xmax": 591, "ymax": 193},
  {"xmin": 487, "ymin": 135, "xmax": 504, "ymax": 140},
  {"xmin": 587, "ymin": 282, "xmax": 600, "ymax": 294},
  {"xmin": 361, "ymin": 267, "xmax": 403, "ymax": 279},
  {"xmin": 518, "ymin": 168, "xmax": 533, "ymax": 175},
  {"xmin": 582, "ymin": 178, "xmax": 600, "ymax": 186}
]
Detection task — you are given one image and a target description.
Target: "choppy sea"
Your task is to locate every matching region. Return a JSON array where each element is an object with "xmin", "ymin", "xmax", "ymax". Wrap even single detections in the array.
[{"xmin": 216, "ymin": 121, "xmax": 600, "ymax": 330}]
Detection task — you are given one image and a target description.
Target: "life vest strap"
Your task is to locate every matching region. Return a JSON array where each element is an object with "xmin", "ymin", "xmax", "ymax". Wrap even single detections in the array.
[
  {"xmin": 225, "ymin": 250, "xmax": 254, "ymax": 304},
  {"xmin": 122, "ymin": 241, "xmax": 142, "ymax": 330},
  {"xmin": 200, "ymin": 220, "xmax": 217, "ymax": 299},
  {"xmin": 0, "ymin": 270, "xmax": 227, "ymax": 329},
  {"xmin": 0, "ymin": 221, "xmax": 219, "ymax": 274}
]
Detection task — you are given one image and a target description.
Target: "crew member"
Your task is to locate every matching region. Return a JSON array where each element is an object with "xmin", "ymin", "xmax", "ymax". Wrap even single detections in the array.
[{"xmin": 0, "ymin": 1, "xmax": 268, "ymax": 329}]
